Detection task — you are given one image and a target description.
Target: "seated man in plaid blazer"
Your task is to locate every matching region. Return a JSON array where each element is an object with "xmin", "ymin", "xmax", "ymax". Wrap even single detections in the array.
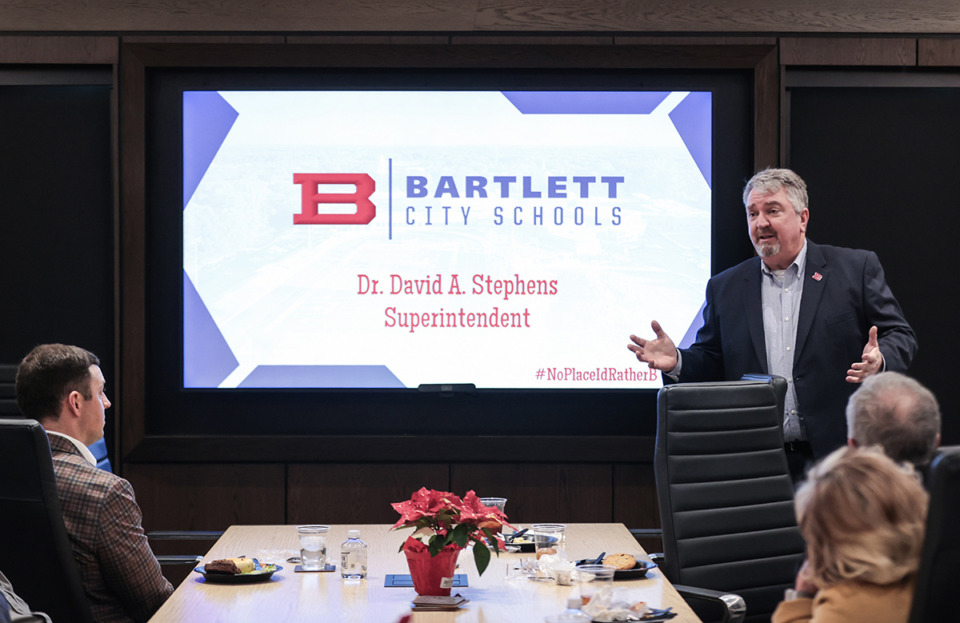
[{"xmin": 15, "ymin": 344, "xmax": 172, "ymax": 623}]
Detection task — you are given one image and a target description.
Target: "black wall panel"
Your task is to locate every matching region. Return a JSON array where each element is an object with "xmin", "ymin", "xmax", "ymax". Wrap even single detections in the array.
[
  {"xmin": 789, "ymin": 85, "xmax": 960, "ymax": 444},
  {"xmin": 0, "ymin": 84, "xmax": 113, "ymax": 441}
]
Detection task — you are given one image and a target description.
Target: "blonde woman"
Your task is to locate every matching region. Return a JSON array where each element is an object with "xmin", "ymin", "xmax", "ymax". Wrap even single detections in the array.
[{"xmin": 773, "ymin": 446, "xmax": 927, "ymax": 623}]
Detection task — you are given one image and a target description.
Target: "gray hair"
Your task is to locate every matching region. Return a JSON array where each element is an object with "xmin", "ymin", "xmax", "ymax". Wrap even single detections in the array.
[
  {"xmin": 846, "ymin": 371, "xmax": 941, "ymax": 468},
  {"xmin": 742, "ymin": 168, "xmax": 808, "ymax": 215}
]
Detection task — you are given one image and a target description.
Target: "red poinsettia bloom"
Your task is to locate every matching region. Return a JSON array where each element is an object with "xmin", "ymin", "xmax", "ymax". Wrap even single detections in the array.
[
  {"xmin": 391, "ymin": 487, "xmax": 513, "ymax": 577},
  {"xmin": 458, "ymin": 491, "xmax": 497, "ymax": 523},
  {"xmin": 390, "ymin": 487, "xmax": 464, "ymax": 528}
]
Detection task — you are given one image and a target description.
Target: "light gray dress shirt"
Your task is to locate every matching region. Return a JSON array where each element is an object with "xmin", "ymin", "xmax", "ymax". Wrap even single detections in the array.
[
  {"xmin": 669, "ymin": 241, "xmax": 808, "ymax": 441},
  {"xmin": 760, "ymin": 241, "xmax": 807, "ymax": 442}
]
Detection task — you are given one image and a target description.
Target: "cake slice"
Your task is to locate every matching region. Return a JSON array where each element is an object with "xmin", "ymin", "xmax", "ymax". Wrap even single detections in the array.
[{"xmin": 205, "ymin": 557, "xmax": 256, "ymax": 574}]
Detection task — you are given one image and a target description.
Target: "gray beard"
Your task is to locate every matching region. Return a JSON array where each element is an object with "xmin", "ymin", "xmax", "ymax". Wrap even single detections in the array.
[{"xmin": 757, "ymin": 239, "xmax": 780, "ymax": 257}]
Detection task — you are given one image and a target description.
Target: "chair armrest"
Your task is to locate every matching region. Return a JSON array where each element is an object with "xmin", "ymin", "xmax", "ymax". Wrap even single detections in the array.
[
  {"xmin": 148, "ymin": 530, "xmax": 224, "ymax": 540},
  {"xmin": 628, "ymin": 528, "xmax": 663, "ymax": 540},
  {"xmin": 629, "ymin": 528, "xmax": 664, "ymax": 561},
  {"xmin": 156, "ymin": 555, "xmax": 203, "ymax": 566},
  {"xmin": 149, "ymin": 531, "xmax": 221, "ymax": 570},
  {"xmin": 674, "ymin": 585, "xmax": 746, "ymax": 623}
]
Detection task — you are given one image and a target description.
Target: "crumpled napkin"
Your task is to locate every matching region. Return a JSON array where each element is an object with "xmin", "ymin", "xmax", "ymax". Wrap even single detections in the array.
[
  {"xmin": 581, "ymin": 586, "xmax": 650, "ymax": 622},
  {"xmin": 537, "ymin": 553, "xmax": 577, "ymax": 584}
]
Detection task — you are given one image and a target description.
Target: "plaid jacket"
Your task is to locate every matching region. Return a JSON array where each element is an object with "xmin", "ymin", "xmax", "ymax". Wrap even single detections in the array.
[{"xmin": 47, "ymin": 435, "xmax": 172, "ymax": 623}]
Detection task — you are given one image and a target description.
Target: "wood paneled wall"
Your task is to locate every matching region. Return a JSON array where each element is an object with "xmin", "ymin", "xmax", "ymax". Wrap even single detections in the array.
[
  {"xmin": 126, "ymin": 461, "xmax": 659, "ymax": 534},
  {"xmin": 4, "ymin": 2, "xmax": 960, "ymax": 543},
  {"xmin": 3, "ymin": 1, "xmax": 960, "ymax": 34}
]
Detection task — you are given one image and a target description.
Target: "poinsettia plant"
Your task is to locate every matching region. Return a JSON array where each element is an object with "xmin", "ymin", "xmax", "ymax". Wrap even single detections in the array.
[{"xmin": 391, "ymin": 487, "xmax": 512, "ymax": 576}]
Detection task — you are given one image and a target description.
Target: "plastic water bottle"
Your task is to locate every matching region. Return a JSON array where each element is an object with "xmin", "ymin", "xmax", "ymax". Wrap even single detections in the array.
[
  {"xmin": 340, "ymin": 529, "xmax": 368, "ymax": 580},
  {"xmin": 544, "ymin": 596, "xmax": 592, "ymax": 622}
]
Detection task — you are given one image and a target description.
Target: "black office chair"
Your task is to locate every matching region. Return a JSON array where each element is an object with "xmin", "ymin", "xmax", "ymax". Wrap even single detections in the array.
[
  {"xmin": 655, "ymin": 377, "xmax": 805, "ymax": 623},
  {"xmin": 908, "ymin": 445, "xmax": 960, "ymax": 623},
  {"xmin": 0, "ymin": 364, "xmax": 19, "ymax": 417},
  {"xmin": 0, "ymin": 417, "xmax": 96, "ymax": 623}
]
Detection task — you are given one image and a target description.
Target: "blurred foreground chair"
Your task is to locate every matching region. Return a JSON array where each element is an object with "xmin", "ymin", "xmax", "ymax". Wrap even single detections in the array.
[
  {"xmin": 0, "ymin": 417, "xmax": 204, "ymax": 621},
  {"xmin": 0, "ymin": 417, "xmax": 96, "ymax": 623},
  {"xmin": 655, "ymin": 376, "xmax": 805, "ymax": 623},
  {"xmin": 908, "ymin": 445, "xmax": 960, "ymax": 622}
]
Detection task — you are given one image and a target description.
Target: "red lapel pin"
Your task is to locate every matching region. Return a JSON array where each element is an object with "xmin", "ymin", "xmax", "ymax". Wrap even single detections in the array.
[{"xmin": 812, "ymin": 272, "xmax": 823, "ymax": 281}]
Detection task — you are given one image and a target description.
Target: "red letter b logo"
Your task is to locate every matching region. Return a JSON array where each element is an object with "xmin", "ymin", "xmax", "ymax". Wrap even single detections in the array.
[{"xmin": 293, "ymin": 173, "xmax": 376, "ymax": 224}]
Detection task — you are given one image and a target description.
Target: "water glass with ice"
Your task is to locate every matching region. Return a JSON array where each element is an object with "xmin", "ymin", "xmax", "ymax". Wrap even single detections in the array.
[{"xmin": 297, "ymin": 524, "xmax": 331, "ymax": 571}]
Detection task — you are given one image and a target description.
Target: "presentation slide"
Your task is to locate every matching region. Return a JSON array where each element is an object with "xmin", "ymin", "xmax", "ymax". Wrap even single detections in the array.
[{"xmin": 182, "ymin": 90, "xmax": 711, "ymax": 389}]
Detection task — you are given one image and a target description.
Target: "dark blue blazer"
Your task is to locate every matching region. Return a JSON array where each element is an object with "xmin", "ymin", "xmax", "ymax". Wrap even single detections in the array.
[{"xmin": 674, "ymin": 240, "xmax": 917, "ymax": 458}]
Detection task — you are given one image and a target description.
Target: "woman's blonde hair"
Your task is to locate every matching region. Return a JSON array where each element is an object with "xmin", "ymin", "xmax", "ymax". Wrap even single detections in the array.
[{"xmin": 796, "ymin": 446, "xmax": 928, "ymax": 587}]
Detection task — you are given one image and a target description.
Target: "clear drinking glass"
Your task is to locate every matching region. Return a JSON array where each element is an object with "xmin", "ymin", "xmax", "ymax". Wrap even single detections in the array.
[
  {"xmin": 479, "ymin": 497, "xmax": 507, "ymax": 514},
  {"xmin": 480, "ymin": 497, "xmax": 508, "ymax": 538},
  {"xmin": 576, "ymin": 563, "xmax": 616, "ymax": 606},
  {"xmin": 296, "ymin": 524, "xmax": 331, "ymax": 570},
  {"xmin": 531, "ymin": 523, "xmax": 566, "ymax": 555}
]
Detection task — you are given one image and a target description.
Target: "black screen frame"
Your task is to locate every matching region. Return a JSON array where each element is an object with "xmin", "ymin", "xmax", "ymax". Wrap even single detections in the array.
[{"xmin": 121, "ymin": 42, "xmax": 766, "ymax": 462}]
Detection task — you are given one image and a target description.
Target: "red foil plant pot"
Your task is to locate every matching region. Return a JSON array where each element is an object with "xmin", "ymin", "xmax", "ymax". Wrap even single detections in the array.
[{"xmin": 402, "ymin": 537, "xmax": 462, "ymax": 596}]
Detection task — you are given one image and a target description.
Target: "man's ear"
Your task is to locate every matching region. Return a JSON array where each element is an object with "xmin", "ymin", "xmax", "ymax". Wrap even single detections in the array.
[
  {"xmin": 66, "ymin": 390, "xmax": 84, "ymax": 416},
  {"xmin": 848, "ymin": 437, "xmax": 859, "ymax": 448}
]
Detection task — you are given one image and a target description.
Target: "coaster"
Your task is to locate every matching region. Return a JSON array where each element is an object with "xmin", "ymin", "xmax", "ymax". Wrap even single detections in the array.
[
  {"xmin": 294, "ymin": 564, "xmax": 336, "ymax": 573},
  {"xmin": 384, "ymin": 573, "xmax": 468, "ymax": 588},
  {"xmin": 410, "ymin": 593, "xmax": 470, "ymax": 611}
]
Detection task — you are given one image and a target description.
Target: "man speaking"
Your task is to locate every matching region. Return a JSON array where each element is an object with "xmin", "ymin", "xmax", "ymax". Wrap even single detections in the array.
[{"xmin": 628, "ymin": 168, "xmax": 917, "ymax": 478}]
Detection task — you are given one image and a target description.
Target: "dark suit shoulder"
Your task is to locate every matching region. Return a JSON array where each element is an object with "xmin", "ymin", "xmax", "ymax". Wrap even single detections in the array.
[
  {"xmin": 708, "ymin": 242, "xmax": 877, "ymax": 281},
  {"xmin": 707, "ymin": 255, "xmax": 760, "ymax": 287},
  {"xmin": 807, "ymin": 241, "xmax": 876, "ymax": 262}
]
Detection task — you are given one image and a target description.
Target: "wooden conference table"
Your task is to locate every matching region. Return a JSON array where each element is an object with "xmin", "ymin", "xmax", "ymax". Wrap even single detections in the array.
[{"xmin": 149, "ymin": 523, "xmax": 701, "ymax": 623}]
